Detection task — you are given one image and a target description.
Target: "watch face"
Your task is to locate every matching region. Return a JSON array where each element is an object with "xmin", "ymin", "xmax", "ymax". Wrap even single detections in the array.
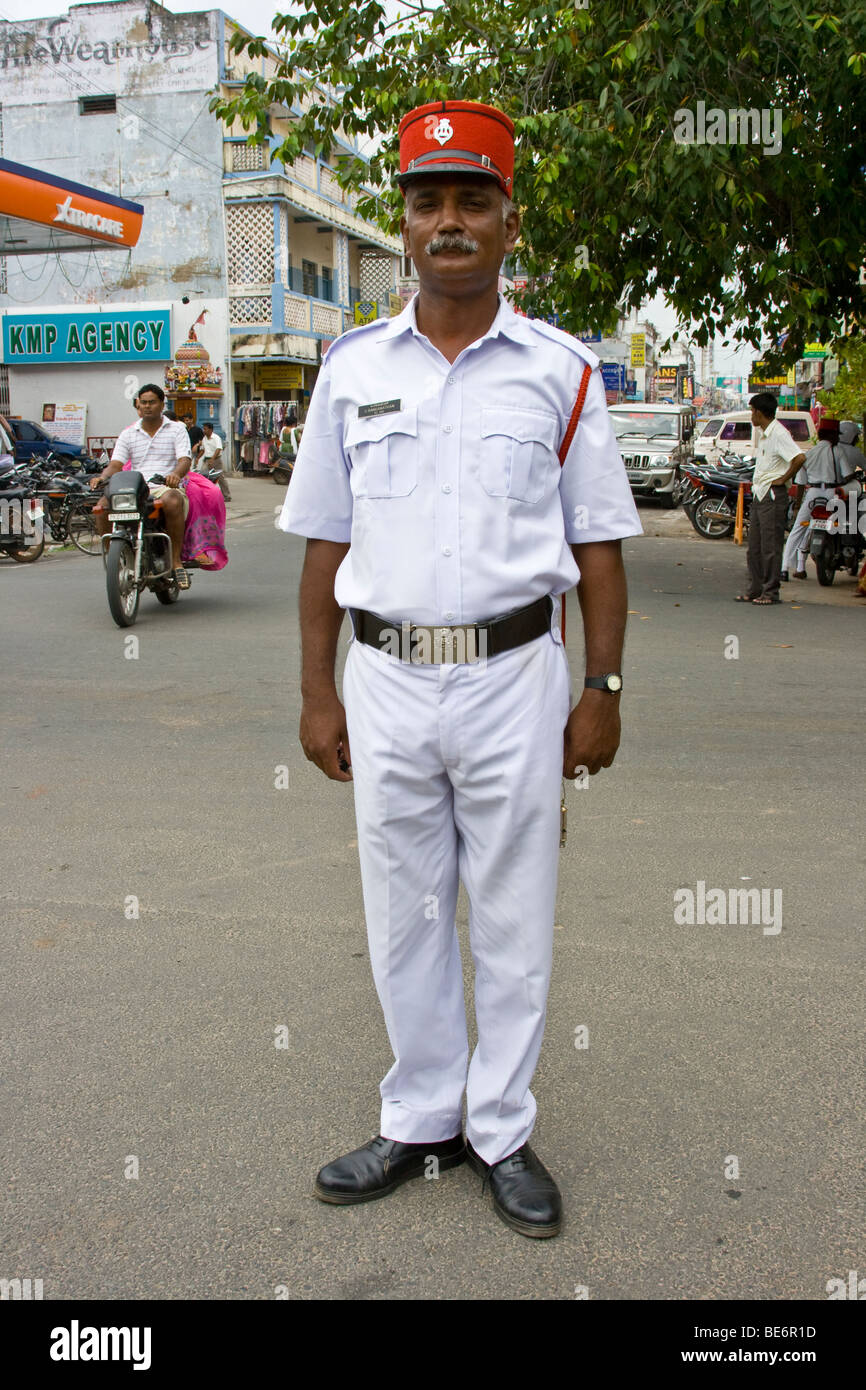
[{"xmin": 607, "ymin": 674, "xmax": 623, "ymax": 692}]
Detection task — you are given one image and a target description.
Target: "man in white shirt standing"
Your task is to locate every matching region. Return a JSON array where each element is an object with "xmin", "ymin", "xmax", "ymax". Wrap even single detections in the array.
[
  {"xmin": 278, "ymin": 99, "xmax": 642, "ymax": 1238},
  {"xmin": 91, "ymin": 383, "xmax": 192, "ymax": 587},
  {"xmin": 199, "ymin": 421, "xmax": 232, "ymax": 502},
  {"xmin": 736, "ymin": 392, "xmax": 806, "ymax": 605}
]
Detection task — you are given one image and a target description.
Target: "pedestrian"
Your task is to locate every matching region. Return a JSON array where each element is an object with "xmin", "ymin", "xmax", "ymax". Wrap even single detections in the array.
[
  {"xmin": 199, "ymin": 421, "xmax": 231, "ymax": 502},
  {"xmin": 780, "ymin": 420, "xmax": 857, "ymax": 582},
  {"xmin": 278, "ymin": 98, "xmax": 642, "ymax": 1238},
  {"xmin": 735, "ymin": 393, "xmax": 806, "ymax": 604}
]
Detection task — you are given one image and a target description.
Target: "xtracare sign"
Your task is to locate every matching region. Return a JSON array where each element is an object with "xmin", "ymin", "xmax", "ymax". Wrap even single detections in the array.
[
  {"xmin": 2, "ymin": 311, "xmax": 170, "ymax": 364},
  {"xmin": 0, "ymin": 158, "xmax": 143, "ymax": 251}
]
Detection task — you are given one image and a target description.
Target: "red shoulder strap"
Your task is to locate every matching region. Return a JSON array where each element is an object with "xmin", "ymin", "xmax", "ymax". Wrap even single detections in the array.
[
  {"xmin": 557, "ymin": 363, "xmax": 593, "ymax": 640},
  {"xmin": 558, "ymin": 363, "xmax": 592, "ymax": 466}
]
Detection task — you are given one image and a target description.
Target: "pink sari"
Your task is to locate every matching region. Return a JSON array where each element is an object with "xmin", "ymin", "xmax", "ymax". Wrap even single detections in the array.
[
  {"xmin": 181, "ymin": 471, "xmax": 229, "ymax": 570},
  {"xmin": 121, "ymin": 464, "xmax": 228, "ymax": 570}
]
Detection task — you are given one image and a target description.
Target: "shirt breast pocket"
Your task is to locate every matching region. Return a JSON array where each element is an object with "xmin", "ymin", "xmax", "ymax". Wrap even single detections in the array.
[
  {"xmin": 479, "ymin": 408, "xmax": 559, "ymax": 504},
  {"xmin": 345, "ymin": 406, "xmax": 419, "ymax": 498}
]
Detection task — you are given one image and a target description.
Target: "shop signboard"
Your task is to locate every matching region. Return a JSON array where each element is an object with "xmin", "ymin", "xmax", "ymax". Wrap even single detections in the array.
[
  {"xmin": 2, "ymin": 309, "xmax": 170, "ymax": 364},
  {"xmin": 354, "ymin": 301, "xmax": 378, "ymax": 325},
  {"xmin": 259, "ymin": 365, "xmax": 304, "ymax": 390},
  {"xmin": 630, "ymin": 333, "xmax": 645, "ymax": 367},
  {"xmin": 601, "ymin": 363, "xmax": 625, "ymax": 392}
]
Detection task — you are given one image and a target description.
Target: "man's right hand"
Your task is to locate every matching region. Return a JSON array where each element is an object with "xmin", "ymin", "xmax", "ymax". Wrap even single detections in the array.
[
  {"xmin": 90, "ymin": 475, "xmax": 104, "ymax": 489},
  {"xmin": 299, "ymin": 692, "xmax": 353, "ymax": 781}
]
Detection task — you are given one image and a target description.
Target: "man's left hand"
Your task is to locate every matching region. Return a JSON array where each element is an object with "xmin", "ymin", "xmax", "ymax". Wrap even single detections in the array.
[
  {"xmin": 563, "ymin": 691, "xmax": 621, "ymax": 778},
  {"xmin": 165, "ymin": 472, "xmax": 182, "ymax": 488}
]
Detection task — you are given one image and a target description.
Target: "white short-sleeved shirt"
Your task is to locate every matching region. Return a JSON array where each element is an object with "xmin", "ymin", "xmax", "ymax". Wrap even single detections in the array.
[
  {"xmin": 752, "ymin": 418, "xmax": 803, "ymax": 500},
  {"xmin": 201, "ymin": 432, "xmax": 223, "ymax": 459},
  {"xmin": 111, "ymin": 417, "xmax": 192, "ymax": 483},
  {"xmin": 279, "ymin": 294, "xmax": 642, "ymax": 627}
]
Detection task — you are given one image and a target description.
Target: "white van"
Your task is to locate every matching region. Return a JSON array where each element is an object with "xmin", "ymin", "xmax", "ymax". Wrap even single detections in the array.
[{"xmin": 695, "ymin": 409, "xmax": 816, "ymax": 462}]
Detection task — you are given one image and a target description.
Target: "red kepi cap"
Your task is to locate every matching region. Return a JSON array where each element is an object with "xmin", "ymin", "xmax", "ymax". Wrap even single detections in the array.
[{"xmin": 397, "ymin": 100, "xmax": 515, "ymax": 196}]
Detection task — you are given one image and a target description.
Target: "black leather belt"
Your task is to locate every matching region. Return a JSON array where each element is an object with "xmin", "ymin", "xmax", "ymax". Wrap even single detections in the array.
[{"xmin": 350, "ymin": 596, "xmax": 553, "ymax": 665}]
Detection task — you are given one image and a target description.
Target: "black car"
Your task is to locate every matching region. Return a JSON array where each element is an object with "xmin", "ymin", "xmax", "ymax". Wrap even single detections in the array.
[{"xmin": 6, "ymin": 418, "xmax": 88, "ymax": 465}]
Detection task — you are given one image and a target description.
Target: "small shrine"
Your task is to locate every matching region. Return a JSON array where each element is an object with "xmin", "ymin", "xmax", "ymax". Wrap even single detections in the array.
[{"xmin": 164, "ymin": 310, "xmax": 223, "ymax": 429}]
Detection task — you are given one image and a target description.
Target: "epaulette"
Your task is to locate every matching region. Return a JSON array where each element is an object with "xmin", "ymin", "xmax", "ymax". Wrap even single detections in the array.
[
  {"xmin": 524, "ymin": 317, "xmax": 600, "ymax": 370},
  {"xmin": 323, "ymin": 316, "xmax": 391, "ymax": 358}
]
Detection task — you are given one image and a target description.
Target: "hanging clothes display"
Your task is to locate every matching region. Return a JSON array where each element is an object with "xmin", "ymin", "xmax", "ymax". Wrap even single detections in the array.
[{"xmin": 234, "ymin": 400, "xmax": 301, "ymax": 473}]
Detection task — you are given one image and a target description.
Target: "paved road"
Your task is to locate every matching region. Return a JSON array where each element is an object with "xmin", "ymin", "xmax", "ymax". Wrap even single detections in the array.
[{"xmin": 1, "ymin": 482, "xmax": 863, "ymax": 1300}]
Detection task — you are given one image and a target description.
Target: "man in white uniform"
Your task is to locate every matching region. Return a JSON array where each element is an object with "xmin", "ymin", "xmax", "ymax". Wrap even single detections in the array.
[
  {"xmin": 780, "ymin": 420, "xmax": 858, "ymax": 581},
  {"xmin": 279, "ymin": 100, "xmax": 642, "ymax": 1238}
]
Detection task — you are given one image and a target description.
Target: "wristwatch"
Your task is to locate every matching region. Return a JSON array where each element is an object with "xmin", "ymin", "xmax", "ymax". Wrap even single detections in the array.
[{"xmin": 584, "ymin": 673, "xmax": 623, "ymax": 693}]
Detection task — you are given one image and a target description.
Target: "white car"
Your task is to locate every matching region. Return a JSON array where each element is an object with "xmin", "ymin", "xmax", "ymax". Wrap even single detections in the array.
[
  {"xmin": 695, "ymin": 409, "xmax": 816, "ymax": 462},
  {"xmin": 608, "ymin": 403, "xmax": 697, "ymax": 503}
]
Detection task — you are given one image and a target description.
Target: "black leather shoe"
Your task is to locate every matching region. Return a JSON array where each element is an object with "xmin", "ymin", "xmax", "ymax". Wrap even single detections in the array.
[
  {"xmin": 466, "ymin": 1140, "xmax": 562, "ymax": 1238},
  {"xmin": 780, "ymin": 570, "xmax": 789, "ymax": 582},
  {"xmin": 314, "ymin": 1133, "xmax": 465, "ymax": 1205}
]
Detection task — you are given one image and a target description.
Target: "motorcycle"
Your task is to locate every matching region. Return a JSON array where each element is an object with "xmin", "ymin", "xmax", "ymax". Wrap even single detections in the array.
[
  {"xmin": 680, "ymin": 456, "xmax": 754, "ymax": 539},
  {"xmin": 808, "ymin": 488, "xmax": 866, "ymax": 586},
  {"xmin": 0, "ymin": 482, "xmax": 45, "ymax": 563},
  {"xmin": 102, "ymin": 471, "xmax": 187, "ymax": 627}
]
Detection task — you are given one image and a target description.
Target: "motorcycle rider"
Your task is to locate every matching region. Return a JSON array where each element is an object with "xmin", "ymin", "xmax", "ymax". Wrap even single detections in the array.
[
  {"xmin": 781, "ymin": 420, "xmax": 858, "ymax": 582},
  {"xmin": 91, "ymin": 384, "xmax": 192, "ymax": 588}
]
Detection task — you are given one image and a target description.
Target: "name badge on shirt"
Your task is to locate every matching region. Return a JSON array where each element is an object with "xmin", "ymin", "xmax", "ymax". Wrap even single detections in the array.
[{"xmin": 358, "ymin": 399, "xmax": 401, "ymax": 419}]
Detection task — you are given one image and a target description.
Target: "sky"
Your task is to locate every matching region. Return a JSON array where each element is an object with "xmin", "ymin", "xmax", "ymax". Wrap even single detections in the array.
[{"xmin": 0, "ymin": 0, "xmax": 758, "ymax": 383}]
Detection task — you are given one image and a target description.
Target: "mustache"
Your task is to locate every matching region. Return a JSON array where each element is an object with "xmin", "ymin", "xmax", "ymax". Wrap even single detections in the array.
[{"xmin": 425, "ymin": 232, "xmax": 479, "ymax": 256}]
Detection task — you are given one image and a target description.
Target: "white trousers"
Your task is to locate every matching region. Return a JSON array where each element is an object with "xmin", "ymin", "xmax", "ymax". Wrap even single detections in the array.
[
  {"xmin": 782, "ymin": 487, "xmax": 834, "ymax": 574},
  {"xmin": 342, "ymin": 624, "xmax": 571, "ymax": 1166}
]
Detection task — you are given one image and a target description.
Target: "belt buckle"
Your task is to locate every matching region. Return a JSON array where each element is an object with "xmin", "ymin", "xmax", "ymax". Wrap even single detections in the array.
[{"xmin": 433, "ymin": 626, "xmax": 459, "ymax": 664}]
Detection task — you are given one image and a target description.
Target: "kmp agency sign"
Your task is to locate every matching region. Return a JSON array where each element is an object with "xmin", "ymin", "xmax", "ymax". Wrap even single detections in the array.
[{"xmin": 2, "ymin": 311, "xmax": 170, "ymax": 364}]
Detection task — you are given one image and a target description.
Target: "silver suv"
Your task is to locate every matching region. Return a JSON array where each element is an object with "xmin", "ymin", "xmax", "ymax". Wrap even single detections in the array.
[{"xmin": 609, "ymin": 403, "xmax": 696, "ymax": 504}]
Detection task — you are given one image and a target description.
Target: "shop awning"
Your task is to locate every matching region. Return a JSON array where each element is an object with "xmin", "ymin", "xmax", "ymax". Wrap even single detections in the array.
[{"xmin": 0, "ymin": 158, "xmax": 143, "ymax": 255}]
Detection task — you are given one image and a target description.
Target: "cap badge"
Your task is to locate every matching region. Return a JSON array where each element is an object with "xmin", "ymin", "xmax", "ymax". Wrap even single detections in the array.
[{"xmin": 425, "ymin": 115, "xmax": 454, "ymax": 146}]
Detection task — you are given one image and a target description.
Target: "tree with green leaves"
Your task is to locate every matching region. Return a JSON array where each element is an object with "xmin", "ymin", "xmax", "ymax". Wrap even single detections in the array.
[
  {"xmin": 818, "ymin": 338, "xmax": 866, "ymax": 436},
  {"xmin": 212, "ymin": 0, "xmax": 866, "ymax": 365}
]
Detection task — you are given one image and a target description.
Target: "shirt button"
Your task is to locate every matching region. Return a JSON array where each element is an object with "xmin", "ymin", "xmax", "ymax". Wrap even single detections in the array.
[
  {"xmin": 442, "ymin": 424, "xmax": 453, "ymax": 434},
  {"xmin": 442, "ymin": 484, "xmax": 452, "ymax": 494},
  {"xmin": 447, "ymin": 376, "xmax": 456, "ymax": 385},
  {"xmin": 442, "ymin": 545, "xmax": 452, "ymax": 556},
  {"xmin": 444, "ymin": 611, "xmax": 455, "ymax": 621}
]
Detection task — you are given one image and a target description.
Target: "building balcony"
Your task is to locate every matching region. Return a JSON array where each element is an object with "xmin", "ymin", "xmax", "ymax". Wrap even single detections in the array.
[{"xmin": 228, "ymin": 285, "xmax": 344, "ymax": 338}]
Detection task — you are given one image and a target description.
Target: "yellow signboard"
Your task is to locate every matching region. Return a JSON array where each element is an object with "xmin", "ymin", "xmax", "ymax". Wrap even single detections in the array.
[
  {"xmin": 259, "ymin": 365, "xmax": 304, "ymax": 390},
  {"xmin": 354, "ymin": 300, "xmax": 378, "ymax": 325},
  {"xmin": 630, "ymin": 333, "xmax": 645, "ymax": 367},
  {"xmin": 389, "ymin": 293, "xmax": 403, "ymax": 318}
]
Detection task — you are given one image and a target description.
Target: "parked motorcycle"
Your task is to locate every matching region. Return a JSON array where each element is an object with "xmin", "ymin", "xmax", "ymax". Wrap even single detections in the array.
[
  {"xmin": 680, "ymin": 457, "xmax": 754, "ymax": 539},
  {"xmin": 808, "ymin": 490, "xmax": 866, "ymax": 586},
  {"xmin": 0, "ymin": 484, "xmax": 45, "ymax": 563}
]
